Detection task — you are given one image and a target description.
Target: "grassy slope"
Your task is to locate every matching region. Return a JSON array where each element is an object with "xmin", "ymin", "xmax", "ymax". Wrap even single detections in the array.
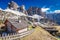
[
  {"xmin": 20, "ymin": 26, "xmax": 57, "ymax": 40},
  {"xmin": 53, "ymin": 26, "xmax": 60, "ymax": 40},
  {"xmin": 58, "ymin": 38, "xmax": 60, "ymax": 40},
  {"xmin": 54, "ymin": 26, "xmax": 60, "ymax": 33}
]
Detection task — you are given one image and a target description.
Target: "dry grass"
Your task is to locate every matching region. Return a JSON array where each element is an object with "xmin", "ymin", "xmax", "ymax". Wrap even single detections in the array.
[
  {"xmin": 20, "ymin": 26, "xmax": 57, "ymax": 40},
  {"xmin": 54, "ymin": 26, "xmax": 60, "ymax": 33}
]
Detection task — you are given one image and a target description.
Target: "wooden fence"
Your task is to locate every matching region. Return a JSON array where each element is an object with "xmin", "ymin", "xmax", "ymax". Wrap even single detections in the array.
[{"xmin": 0, "ymin": 29, "xmax": 34, "ymax": 40}]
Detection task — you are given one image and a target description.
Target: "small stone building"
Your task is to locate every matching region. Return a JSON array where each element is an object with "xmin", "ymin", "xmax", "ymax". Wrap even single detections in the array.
[{"xmin": 4, "ymin": 19, "xmax": 29, "ymax": 33}]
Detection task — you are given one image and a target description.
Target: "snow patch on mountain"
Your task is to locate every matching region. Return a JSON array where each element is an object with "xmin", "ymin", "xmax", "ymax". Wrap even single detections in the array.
[{"xmin": 3, "ymin": 8, "xmax": 26, "ymax": 16}]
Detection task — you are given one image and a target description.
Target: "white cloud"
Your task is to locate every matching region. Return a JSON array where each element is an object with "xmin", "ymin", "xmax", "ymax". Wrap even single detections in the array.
[
  {"xmin": 48, "ymin": 10, "xmax": 60, "ymax": 13},
  {"xmin": 0, "ymin": 8, "xmax": 3, "ymax": 10},
  {"xmin": 53, "ymin": 10, "xmax": 60, "ymax": 13},
  {"xmin": 41, "ymin": 8, "xmax": 50, "ymax": 12}
]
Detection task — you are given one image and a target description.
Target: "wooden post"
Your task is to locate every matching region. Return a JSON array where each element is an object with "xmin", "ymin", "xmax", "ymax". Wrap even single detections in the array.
[
  {"xmin": 0, "ymin": 34, "xmax": 1, "ymax": 37},
  {"xmin": 8, "ymin": 34, "xmax": 10, "ymax": 40}
]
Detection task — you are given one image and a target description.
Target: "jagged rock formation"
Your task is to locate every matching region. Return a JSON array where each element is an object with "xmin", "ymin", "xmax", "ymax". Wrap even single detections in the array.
[
  {"xmin": 17, "ymin": 5, "xmax": 27, "ymax": 14},
  {"xmin": 8, "ymin": 1, "xmax": 19, "ymax": 10},
  {"xmin": 27, "ymin": 7, "xmax": 45, "ymax": 17},
  {"xmin": 8, "ymin": 1, "xmax": 27, "ymax": 14}
]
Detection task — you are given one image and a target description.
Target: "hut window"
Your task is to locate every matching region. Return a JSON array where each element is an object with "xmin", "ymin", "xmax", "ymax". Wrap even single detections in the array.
[{"xmin": 1, "ymin": 27, "xmax": 4, "ymax": 29}]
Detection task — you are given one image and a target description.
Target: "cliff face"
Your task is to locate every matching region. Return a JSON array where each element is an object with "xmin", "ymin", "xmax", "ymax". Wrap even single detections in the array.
[
  {"xmin": 20, "ymin": 26, "xmax": 57, "ymax": 40},
  {"xmin": 46, "ymin": 13, "xmax": 60, "ymax": 25},
  {"xmin": 27, "ymin": 7, "xmax": 45, "ymax": 16}
]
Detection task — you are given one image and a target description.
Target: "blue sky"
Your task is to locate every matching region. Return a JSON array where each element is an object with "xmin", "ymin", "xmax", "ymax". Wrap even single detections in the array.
[{"xmin": 0, "ymin": 0, "xmax": 60, "ymax": 11}]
